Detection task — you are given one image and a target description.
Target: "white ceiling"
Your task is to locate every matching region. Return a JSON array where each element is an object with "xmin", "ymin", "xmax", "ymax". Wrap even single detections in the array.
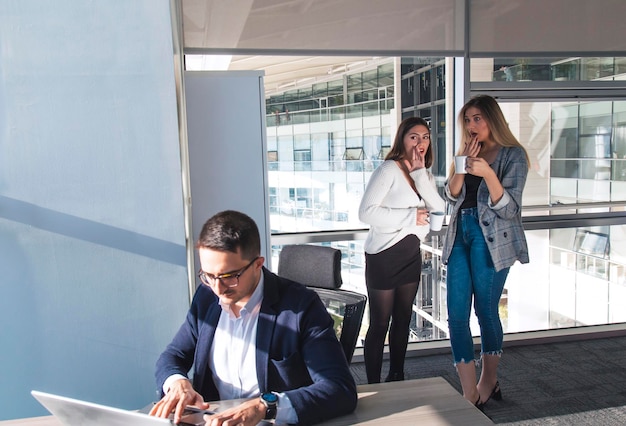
[{"xmin": 185, "ymin": 54, "xmax": 391, "ymax": 94}]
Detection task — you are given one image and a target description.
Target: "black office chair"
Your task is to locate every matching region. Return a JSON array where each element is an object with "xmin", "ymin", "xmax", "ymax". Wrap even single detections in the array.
[{"xmin": 277, "ymin": 244, "xmax": 367, "ymax": 364}]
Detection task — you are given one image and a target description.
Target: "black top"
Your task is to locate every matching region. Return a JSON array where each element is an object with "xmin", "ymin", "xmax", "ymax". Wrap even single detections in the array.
[{"xmin": 460, "ymin": 174, "xmax": 483, "ymax": 209}]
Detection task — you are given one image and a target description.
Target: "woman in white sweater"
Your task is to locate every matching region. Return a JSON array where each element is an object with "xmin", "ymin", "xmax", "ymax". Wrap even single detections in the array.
[{"xmin": 358, "ymin": 117, "xmax": 445, "ymax": 384}]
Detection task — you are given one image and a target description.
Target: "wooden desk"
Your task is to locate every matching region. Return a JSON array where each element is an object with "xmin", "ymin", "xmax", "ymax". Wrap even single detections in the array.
[
  {"xmin": 2, "ymin": 377, "xmax": 492, "ymax": 426},
  {"xmin": 319, "ymin": 377, "xmax": 493, "ymax": 425}
]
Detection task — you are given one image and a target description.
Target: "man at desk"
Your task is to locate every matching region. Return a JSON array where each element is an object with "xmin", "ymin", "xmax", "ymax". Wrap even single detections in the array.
[{"xmin": 150, "ymin": 210, "xmax": 357, "ymax": 425}]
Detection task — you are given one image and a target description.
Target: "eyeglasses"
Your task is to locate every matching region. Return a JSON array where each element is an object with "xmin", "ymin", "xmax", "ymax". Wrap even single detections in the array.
[{"xmin": 197, "ymin": 256, "xmax": 259, "ymax": 288}]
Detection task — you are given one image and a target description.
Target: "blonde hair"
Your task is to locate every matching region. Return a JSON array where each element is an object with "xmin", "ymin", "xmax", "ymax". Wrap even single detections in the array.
[{"xmin": 450, "ymin": 95, "xmax": 530, "ymax": 175}]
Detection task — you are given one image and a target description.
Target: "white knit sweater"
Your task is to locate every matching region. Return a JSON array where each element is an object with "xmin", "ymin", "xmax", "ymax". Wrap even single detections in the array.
[{"xmin": 358, "ymin": 160, "xmax": 446, "ymax": 254}]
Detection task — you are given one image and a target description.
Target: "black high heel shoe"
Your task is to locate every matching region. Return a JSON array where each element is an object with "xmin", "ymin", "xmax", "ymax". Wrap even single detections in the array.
[
  {"xmin": 489, "ymin": 381, "xmax": 502, "ymax": 401},
  {"xmin": 475, "ymin": 381, "xmax": 501, "ymax": 411},
  {"xmin": 474, "ymin": 395, "xmax": 485, "ymax": 411}
]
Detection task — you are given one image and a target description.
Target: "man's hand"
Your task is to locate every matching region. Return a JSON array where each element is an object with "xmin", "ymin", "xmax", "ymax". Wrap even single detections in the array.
[
  {"xmin": 149, "ymin": 378, "xmax": 210, "ymax": 424},
  {"xmin": 203, "ymin": 397, "xmax": 266, "ymax": 426}
]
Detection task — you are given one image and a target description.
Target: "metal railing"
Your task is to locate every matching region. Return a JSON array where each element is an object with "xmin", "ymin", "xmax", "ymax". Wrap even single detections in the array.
[{"xmin": 271, "ymin": 204, "xmax": 626, "ymax": 349}]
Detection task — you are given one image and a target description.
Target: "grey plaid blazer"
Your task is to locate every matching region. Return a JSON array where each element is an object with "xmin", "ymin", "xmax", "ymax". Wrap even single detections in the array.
[{"xmin": 441, "ymin": 146, "xmax": 530, "ymax": 272}]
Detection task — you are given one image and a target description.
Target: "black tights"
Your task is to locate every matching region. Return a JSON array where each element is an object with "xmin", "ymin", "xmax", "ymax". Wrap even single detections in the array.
[{"xmin": 364, "ymin": 281, "xmax": 419, "ymax": 384}]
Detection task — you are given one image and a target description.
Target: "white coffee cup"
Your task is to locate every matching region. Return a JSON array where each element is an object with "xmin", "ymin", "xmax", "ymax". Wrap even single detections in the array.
[
  {"xmin": 454, "ymin": 156, "xmax": 467, "ymax": 174},
  {"xmin": 429, "ymin": 211, "xmax": 445, "ymax": 232}
]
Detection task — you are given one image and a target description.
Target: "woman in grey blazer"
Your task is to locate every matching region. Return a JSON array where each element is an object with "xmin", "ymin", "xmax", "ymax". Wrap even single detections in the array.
[{"xmin": 442, "ymin": 95, "xmax": 530, "ymax": 409}]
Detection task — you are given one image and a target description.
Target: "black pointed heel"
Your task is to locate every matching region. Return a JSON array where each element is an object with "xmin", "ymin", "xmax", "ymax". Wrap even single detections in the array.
[{"xmin": 474, "ymin": 395, "xmax": 484, "ymax": 411}]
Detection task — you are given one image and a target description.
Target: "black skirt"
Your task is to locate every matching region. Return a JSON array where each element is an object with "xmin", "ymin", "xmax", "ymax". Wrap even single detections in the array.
[{"xmin": 365, "ymin": 234, "xmax": 421, "ymax": 290}]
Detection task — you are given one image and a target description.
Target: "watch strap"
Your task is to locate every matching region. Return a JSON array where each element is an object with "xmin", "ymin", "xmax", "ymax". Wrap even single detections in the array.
[{"xmin": 260, "ymin": 392, "xmax": 278, "ymax": 420}]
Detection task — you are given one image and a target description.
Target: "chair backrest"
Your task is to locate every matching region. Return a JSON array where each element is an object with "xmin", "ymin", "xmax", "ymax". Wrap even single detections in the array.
[
  {"xmin": 277, "ymin": 244, "xmax": 367, "ymax": 364},
  {"xmin": 277, "ymin": 244, "xmax": 342, "ymax": 289}
]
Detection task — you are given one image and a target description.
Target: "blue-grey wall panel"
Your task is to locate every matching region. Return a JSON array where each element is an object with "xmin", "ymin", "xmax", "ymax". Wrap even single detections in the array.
[{"xmin": 0, "ymin": 0, "xmax": 189, "ymax": 420}]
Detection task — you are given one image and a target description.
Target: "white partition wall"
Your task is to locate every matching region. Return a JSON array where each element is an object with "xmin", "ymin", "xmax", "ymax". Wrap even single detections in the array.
[
  {"xmin": 0, "ymin": 0, "xmax": 190, "ymax": 420},
  {"xmin": 184, "ymin": 71, "xmax": 271, "ymax": 271}
]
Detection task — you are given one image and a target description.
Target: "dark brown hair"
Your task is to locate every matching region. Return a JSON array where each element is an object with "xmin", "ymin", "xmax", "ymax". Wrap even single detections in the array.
[
  {"xmin": 196, "ymin": 210, "xmax": 260, "ymax": 260},
  {"xmin": 385, "ymin": 117, "xmax": 434, "ymax": 168}
]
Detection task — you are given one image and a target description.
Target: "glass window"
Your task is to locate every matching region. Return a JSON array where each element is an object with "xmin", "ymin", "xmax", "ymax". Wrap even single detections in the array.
[
  {"xmin": 379, "ymin": 146, "xmax": 391, "ymax": 159},
  {"xmin": 267, "ymin": 136, "xmax": 277, "ymax": 151},
  {"xmin": 294, "ymin": 134, "xmax": 310, "ymax": 151},
  {"xmin": 474, "ymin": 56, "xmax": 626, "ymax": 82},
  {"xmin": 283, "ymin": 89, "xmax": 298, "ymax": 103},
  {"xmin": 418, "ymin": 70, "xmax": 431, "ymax": 104},
  {"xmin": 551, "ymin": 104, "xmax": 578, "ymax": 159},
  {"xmin": 311, "ymin": 133, "xmax": 330, "ymax": 171},
  {"xmin": 475, "ymin": 57, "xmax": 556, "ymax": 82},
  {"xmin": 435, "ymin": 65, "xmax": 445, "ymax": 100},
  {"xmin": 401, "ymin": 76, "xmax": 415, "ymax": 109},
  {"xmin": 347, "ymin": 73, "xmax": 362, "ymax": 93},
  {"xmin": 551, "ymin": 159, "xmax": 579, "ymax": 179},
  {"xmin": 550, "ymin": 177, "xmax": 577, "ymax": 203},
  {"xmin": 294, "ymin": 150, "xmax": 311, "ymax": 171},
  {"xmin": 277, "ymin": 135, "xmax": 294, "ymax": 172},
  {"xmin": 378, "ymin": 62, "xmax": 394, "ymax": 87},
  {"xmin": 343, "ymin": 148, "xmax": 363, "ymax": 160},
  {"xmin": 362, "ymin": 69, "xmax": 378, "ymax": 90},
  {"xmin": 580, "ymin": 102, "xmax": 612, "ymax": 134},
  {"xmin": 257, "ymin": 54, "xmax": 626, "ymax": 348},
  {"xmin": 312, "ymin": 82, "xmax": 328, "ymax": 98},
  {"xmin": 345, "ymin": 104, "xmax": 362, "ymax": 119},
  {"xmin": 581, "ymin": 57, "xmax": 615, "ymax": 80},
  {"xmin": 616, "ymin": 57, "xmax": 626, "ymax": 76},
  {"xmin": 425, "ymin": 223, "xmax": 626, "ymax": 338},
  {"xmin": 346, "ymin": 130, "xmax": 362, "ymax": 148},
  {"xmin": 294, "ymin": 150, "xmax": 311, "ymax": 161},
  {"xmin": 362, "ymin": 128, "xmax": 381, "ymax": 165},
  {"xmin": 579, "ymin": 135, "xmax": 611, "ymax": 159},
  {"xmin": 612, "ymin": 181, "xmax": 626, "ymax": 201},
  {"xmin": 327, "ymin": 79, "xmax": 344, "ymax": 104}
]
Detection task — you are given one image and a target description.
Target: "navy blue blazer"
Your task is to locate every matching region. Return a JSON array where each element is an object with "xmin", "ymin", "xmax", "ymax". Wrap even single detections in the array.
[{"xmin": 155, "ymin": 267, "xmax": 357, "ymax": 425}]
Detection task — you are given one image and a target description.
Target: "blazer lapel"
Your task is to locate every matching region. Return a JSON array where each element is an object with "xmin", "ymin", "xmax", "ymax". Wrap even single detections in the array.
[
  {"xmin": 194, "ymin": 300, "xmax": 221, "ymax": 397},
  {"xmin": 256, "ymin": 268, "xmax": 279, "ymax": 392}
]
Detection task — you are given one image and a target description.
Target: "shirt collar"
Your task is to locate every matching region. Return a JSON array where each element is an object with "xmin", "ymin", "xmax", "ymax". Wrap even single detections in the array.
[{"xmin": 218, "ymin": 271, "xmax": 265, "ymax": 318}]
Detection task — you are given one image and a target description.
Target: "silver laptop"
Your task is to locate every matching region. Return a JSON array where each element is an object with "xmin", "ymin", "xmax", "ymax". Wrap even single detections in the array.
[{"xmin": 31, "ymin": 390, "xmax": 208, "ymax": 426}]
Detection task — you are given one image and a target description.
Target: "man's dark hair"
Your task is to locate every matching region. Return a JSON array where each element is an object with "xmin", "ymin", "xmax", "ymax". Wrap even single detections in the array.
[{"xmin": 196, "ymin": 210, "xmax": 261, "ymax": 260}]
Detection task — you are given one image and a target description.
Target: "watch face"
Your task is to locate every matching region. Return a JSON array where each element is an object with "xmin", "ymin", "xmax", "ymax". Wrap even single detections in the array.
[{"xmin": 262, "ymin": 392, "xmax": 278, "ymax": 403}]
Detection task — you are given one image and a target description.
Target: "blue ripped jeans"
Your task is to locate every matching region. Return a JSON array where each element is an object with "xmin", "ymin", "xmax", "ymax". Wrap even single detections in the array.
[{"xmin": 447, "ymin": 207, "xmax": 509, "ymax": 365}]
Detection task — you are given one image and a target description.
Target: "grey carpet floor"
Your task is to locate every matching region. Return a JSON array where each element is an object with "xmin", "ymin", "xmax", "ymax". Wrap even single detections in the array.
[{"xmin": 350, "ymin": 335, "xmax": 626, "ymax": 425}]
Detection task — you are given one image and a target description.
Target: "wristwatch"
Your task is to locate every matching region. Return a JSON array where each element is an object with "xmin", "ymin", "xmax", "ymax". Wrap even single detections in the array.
[{"xmin": 260, "ymin": 392, "xmax": 278, "ymax": 420}]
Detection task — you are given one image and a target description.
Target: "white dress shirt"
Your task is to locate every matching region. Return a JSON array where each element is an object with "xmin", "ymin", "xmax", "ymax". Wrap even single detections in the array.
[
  {"xmin": 209, "ymin": 276, "xmax": 263, "ymax": 399},
  {"xmin": 163, "ymin": 274, "xmax": 298, "ymax": 424}
]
